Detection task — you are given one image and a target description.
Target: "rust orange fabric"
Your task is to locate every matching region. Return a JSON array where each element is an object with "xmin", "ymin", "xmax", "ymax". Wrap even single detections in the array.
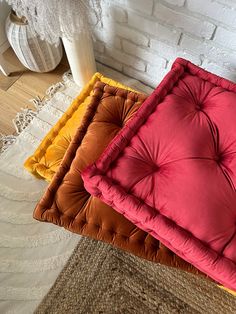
[{"xmin": 34, "ymin": 82, "xmax": 205, "ymax": 274}]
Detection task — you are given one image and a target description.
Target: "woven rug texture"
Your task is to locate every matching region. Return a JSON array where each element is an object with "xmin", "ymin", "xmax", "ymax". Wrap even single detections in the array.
[{"xmin": 35, "ymin": 237, "xmax": 236, "ymax": 314}]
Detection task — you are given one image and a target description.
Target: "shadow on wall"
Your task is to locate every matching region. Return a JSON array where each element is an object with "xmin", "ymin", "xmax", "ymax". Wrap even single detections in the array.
[
  {"xmin": 0, "ymin": 2, "xmax": 11, "ymax": 53},
  {"xmin": 93, "ymin": 0, "xmax": 236, "ymax": 86}
]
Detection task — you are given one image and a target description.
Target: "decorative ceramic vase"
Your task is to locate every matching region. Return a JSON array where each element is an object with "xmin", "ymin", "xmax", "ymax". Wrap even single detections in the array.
[{"xmin": 5, "ymin": 10, "xmax": 63, "ymax": 73}]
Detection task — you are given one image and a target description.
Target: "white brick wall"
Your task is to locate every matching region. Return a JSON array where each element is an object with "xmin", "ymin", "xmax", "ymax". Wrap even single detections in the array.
[
  {"xmin": 116, "ymin": 0, "xmax": 154, "ymax": 15},
  {"xmin": 93, "ymin": 0, "xmax": 236, "ymax": 88},
  {"xmin": 186, "ymin": 0, "xmax": 236, "ymax": 28},
  {"xmin": 213, "ymin": 27, "xmax": 236, "ymax": 50},
  {"xmin": 128, "ymin": 12, "xmax": 180, "ymax": 44},
  {"xmin": 154, "ymin": 3, "xmax": 216, "ymax": 39}
]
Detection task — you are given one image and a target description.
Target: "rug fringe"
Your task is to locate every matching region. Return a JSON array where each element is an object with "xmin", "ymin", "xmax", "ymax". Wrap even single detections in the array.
[{"xmin": 0, "ymin": 70, "xmax": 72, "ymax": 153}]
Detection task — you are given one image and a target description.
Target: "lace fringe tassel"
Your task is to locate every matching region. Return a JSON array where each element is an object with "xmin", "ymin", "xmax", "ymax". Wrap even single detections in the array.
[{"xmin": 0, "ymin": 71, "xmax": 72, "ymax": 153}]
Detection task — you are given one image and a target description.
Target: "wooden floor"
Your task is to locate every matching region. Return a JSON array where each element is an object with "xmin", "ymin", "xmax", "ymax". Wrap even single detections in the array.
[{"xmin": 0, "ymin": 48, "xmax": 69, "ymax": 135}]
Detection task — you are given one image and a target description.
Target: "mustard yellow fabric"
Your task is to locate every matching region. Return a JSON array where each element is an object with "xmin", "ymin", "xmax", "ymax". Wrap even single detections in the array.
[
  {"xmin": 24, "ymin": 72, "xmax": 137, "ymax": 181},
  {"xmin": 219, "ymin": 286, "xmax": 236, "ymax": 296}
]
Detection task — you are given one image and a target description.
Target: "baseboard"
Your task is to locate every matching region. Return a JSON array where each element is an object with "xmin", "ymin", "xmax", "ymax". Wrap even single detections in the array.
[{"xmin": 0, "ymin": 40, "xmax": 10, "ymax": 54}]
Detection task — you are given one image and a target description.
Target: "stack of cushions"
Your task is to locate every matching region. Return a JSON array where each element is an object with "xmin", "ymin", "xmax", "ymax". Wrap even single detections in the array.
[
  {"xmin": 24, "ymin": 73, "xmax": 137, "ymax": 181},
  {"xmin": 25, "ymin": 61, "xmax": 236, "ymax": 294},
  {"xmin": 29, "ymin": 76, "xmax": 200, "ymax": 271},
  {"xmin": 82, "ymin": 59, "xmax": 236, "ymax": 292}
]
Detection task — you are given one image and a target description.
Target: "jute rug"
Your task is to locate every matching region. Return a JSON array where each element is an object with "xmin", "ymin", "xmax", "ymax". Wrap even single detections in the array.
[{"xmin": 35, "ymin": 237, "xmax": 236, "ymax": 314}]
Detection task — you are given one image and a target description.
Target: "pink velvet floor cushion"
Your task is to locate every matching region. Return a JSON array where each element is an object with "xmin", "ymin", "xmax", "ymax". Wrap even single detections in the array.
[{"xmin": 82, "ymin": 58, "xmax": 236, "ymax": 291}]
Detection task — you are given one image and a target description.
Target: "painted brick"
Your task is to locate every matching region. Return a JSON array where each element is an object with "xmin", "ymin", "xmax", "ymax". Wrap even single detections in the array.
[
  {"xmin": 180, "ymin": 34, "xmax": 236, "ymax": 69},
  {"xmin": 95, "ymin": 53, "xmax": 123, "ymax": 72},
  {"xmin": 150, "ymin": 38, "xmax": 201, "ymax": 65},
  {"xmin": 164, "ymin": 0, "xmax": 185, "ymax": 6},
  {"xmin": 94, "ymin": 27, "xmax": 122, "ymax": 51},
  {"xmin": 112, "ymin": 6, "xmax": 127, "ymax": 23},
  {"xmin": 115, "ymin": 0, "xmax": 154, "ymax": 15},
  {"xmin": 93, "ymin": 28, "xmax": 105, "ymax": 43},
  {"xmin": 154, "ymin": 2, "xmax": 216, "ymax": 39},
  {"xmin": 106, "ymin": 47, "xmax": 146, "ymax": 71},
  {"xmin": 93, "ymin": 41, "xmax": 105, "ymax": 54},
  {"xmin": 217, "ymin": 0, "xmax": 236, "ymax": 9},
  {"xmin": 122, "ymin": 41, "xmax": 167, "ymax": 68},
  {"xmin": 214, "ymin": 27, "xmax": 236, "ymax": 50},
  {"xmin": 123, "ymin": 66, "xmax": 161, "ymax": 88},
  {"xmin": 186, "ymin": 0, "xmax": 236, "ymax": 28},
  {"xmin": 202, "ymin": 59, "xmax": 236, "ymax": 81},
  {"xmin": 114, "ymin": 37, "xmax": 122, "ymax": 50},
  {"xmin": 128, "ymin": 12, "xmax": 180, "ymax": 44},
  {"xmin": 146, "ymin": 64, "xmax": 169, "ymax": 80},
  {"xmin": 93, "ymin": 27, "xmax": 113, "ymax": 44},
  {"xmin": 115, "ymin": 24, "xmax": 149, "ymax": 46},
  {"xmin": 166, "ymin": 54, "xmax": 200, "ymax": 69},
  {"xmin": 94, "ymin": 1, "xmax": 236, "ymax": 88}
]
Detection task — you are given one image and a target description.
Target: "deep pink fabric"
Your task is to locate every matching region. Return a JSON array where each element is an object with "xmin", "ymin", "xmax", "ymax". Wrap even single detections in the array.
[{"xmin": 82, "ymin": 58, "xmax": 236, "ymax": 291}]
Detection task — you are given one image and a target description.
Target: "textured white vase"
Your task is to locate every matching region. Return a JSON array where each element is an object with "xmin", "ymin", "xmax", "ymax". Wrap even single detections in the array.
[
  {"xmin": 62, "ymin": 34, "xmax": 97, "ymax": 87},
  {"xmin": 5, "ymin": 11, "xmax": 63, "ymax": 73}
]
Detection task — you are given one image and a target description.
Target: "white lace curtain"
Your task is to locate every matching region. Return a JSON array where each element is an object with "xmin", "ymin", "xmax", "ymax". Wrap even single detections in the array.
[{"xmin": 1, "ymin": 0, "xmax": 102, "ymax": 44}]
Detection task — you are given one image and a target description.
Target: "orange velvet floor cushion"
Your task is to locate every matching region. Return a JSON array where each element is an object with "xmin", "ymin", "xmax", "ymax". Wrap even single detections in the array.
[{"xmin": 34, "ymin": 81, "xmax": 203, "ymax": 273}]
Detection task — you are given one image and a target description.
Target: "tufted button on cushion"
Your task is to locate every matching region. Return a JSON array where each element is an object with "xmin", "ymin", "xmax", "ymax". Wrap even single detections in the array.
[
  {"xmin": 196, "ymin": 103, "xmax": 202, "ymax": 111},
  {"xmin": 215, "ymin": 154, "xmax": 223, "ymax": 163},
  {"xmin": 152, "ymin": 164, "xmax": 159, "ymax": 172},
  {"xmin": 82, "ymin": 58, "xmax": 236, "ymax": 292}
]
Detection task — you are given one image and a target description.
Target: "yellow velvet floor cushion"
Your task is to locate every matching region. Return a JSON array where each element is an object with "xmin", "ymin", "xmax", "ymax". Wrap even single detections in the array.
[{"xmin": 24, "ymin": 73, "xmax": 137, "ymax": 181}]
